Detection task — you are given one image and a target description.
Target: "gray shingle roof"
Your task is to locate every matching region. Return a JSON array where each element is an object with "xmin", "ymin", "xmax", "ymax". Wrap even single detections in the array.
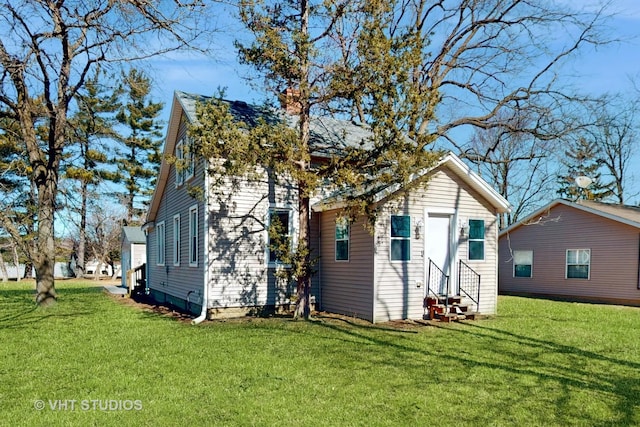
[
  {"xmin": 175, "ymin": 91, "xmax": 372, "ymax": 158},
  {"xmin": 122, "ymin": 226, "xmax": 146, "ymax": 243}
]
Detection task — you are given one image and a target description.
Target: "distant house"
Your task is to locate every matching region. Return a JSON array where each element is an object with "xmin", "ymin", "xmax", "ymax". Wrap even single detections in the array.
[
  {"xmin": 498, "ymin": 199, "xmax": 640, "ymax": 306},
  {"xmin": 143, "ymin": 91, "xmax": 510, "ymax": 322},
  {"xmin": 121, "ymin": 226, "xmax": 147, "ymax": 289}
]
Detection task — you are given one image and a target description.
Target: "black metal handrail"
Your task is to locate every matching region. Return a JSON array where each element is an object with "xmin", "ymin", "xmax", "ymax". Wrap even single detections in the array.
[
  {"xmin": 131, "ymin": 263, "xmax": 146, "ymax": 295},
  {"xmin": 427, "ymin": 258, "xmax": 449, "ymax": 300},
  {"xmin": 458, "ymin": 260, "xmax": 480, "ymax": 311}
]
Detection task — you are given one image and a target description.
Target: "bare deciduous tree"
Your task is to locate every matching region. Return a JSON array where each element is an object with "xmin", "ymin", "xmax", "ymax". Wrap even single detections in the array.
[{"xmin": 0, "ymin": 0, "xmax": 213, "ymax": 305}]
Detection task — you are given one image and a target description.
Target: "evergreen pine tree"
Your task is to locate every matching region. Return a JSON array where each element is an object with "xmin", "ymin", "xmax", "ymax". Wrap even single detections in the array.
[
  {"xmin": 115, "ymin": 69, "xmax": 163, "ymax": 223},
  {"xmin": 557, "ymin": 137, "xmax": 613, "ymax": 201}
]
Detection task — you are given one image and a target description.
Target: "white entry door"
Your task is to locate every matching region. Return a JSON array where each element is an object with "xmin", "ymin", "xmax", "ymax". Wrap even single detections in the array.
[{"xmin": 425, "ymin": 213, "xmax": 453, "ymax": 295}]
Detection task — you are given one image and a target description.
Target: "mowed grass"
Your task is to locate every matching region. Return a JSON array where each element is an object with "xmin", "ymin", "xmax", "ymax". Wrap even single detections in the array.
[{"xmin": 0, "ymin": 280, "xmax": 639, "ymax": 426}]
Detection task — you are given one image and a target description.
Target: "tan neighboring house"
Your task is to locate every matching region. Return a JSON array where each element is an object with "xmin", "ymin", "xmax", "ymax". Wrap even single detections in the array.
[
  {"xmin": 143, "ymin": 91, "xmax": 510, "ymax": 323},
  {"xmin": 498, "ymin": 199, "xmax": 640, "ymax": 306}
]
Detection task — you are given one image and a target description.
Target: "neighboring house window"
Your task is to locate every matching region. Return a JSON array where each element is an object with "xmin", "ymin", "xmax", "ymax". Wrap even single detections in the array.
[
  {"xmin": 390, "ymin": 215, "xmax": 411, "ymax": 261},
  {"xmin": 468, "ymin": 219, "xmax": 485, "ymax": 260},
  {"xmin": 566, "ymin": 249, "xmax": 590, "ymax": 279},
  {"xmin": 156, "ymin": 221, "xmax": 165, "ymax": 266},
  {"xmin": 189, "ymin": 205, "xmax": 198, "ymax": 267},
  {"xmin": 173, "ymin": 214, "xmax": 181, "ymax": 266},
  {"xmin": 268, "ymin": 209, "xmax": 291, "ymax": 264},
  {"xmin": 335, "ymin": 217, "xmax": 350, "ymax": 261},
  {"xmin": 175, "ymin": 138, "xmax": 195, "ymax": 186},
  {"xmin": 513, "ymin": 250, "xmax": 533, "ymax": 278}
]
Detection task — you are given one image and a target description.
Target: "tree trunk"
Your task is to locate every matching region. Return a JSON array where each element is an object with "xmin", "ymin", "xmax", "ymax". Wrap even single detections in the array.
[
  {"xmin": 12, "ymin": 243, "xmax": 20, "ymax": 283},
  {"xmin": 294, "ymin": 192, "xmax": 312, "ymax": 320},
  {"xmin": 76, "ymin": 179, "xmax": 87, "ymax": 278},
  {"xmin": 34, "ymin": 167, "xmax": 58, "ymax": 306}
]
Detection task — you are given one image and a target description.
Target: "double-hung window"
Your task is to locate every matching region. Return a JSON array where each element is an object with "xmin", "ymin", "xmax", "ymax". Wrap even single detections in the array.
[
  {"xmin": 156, "ymin": 221, "xmax": 165, "ymax": 266},
  {"xmin": 173, "ymin": 214, "xmax": 181, "ymax": 266},
  {"xmin": 335, "ymin": 218, "xmax": 350, "ymax": 261},
  {"xmin": 468, "ymin": 219, "xmax": 485, "ymax": 261},
  {"xmin": 175, "ymin": 138, "xmax": 195, "ymax": 186},
  {"xmin": 566, "ymin": 249, "xmax": 590, "ymax": 279},
  {"xmin": 513, "ymin": 250, "xmax": 533, "ymax": 278},
  {"xmin": 189, "ymin": 205, "xmax": 198, "ymax": 267},
  {"xmin": 390, "ymin": 215, "xmax": 411, "ymax": 261},
  {"xmin": 268, "ymin": 210, "xmax": 291, "ymax": 264}
]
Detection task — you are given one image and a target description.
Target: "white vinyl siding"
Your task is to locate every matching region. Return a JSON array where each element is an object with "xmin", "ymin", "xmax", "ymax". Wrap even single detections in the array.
[
  {"xmin": 566, "ymin": 249, "xmax": 590, "ymax": 279},
  {"xmin": 173, "ymin": 214, "xmax": 181, "ymax": 266},
  {"xmin": 513, "ymin": 250, "xmax": 532, "ymax": 278},
  {"xmin": 156, "ymin": 221, "xmax": 165, "ymax": 266},
  {"xmin": 189, "ymin": 205, "xmax": 198, "ymax": 267}
]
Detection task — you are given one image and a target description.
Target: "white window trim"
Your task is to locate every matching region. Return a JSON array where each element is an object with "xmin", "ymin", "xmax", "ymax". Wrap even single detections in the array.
[
  {"xmin": 173, "ymin": 214, "xmax": 181, "ymax": 266},
  {"xmin": 468, "ymin": 219, "xmax": 485, "ymax": 261},
  {"xmin": 335, "ymin": 217, "xmax": 350, "ymax": 262},
  {"xmin": 566, "ymin": 248, "xmax": 590, "ymax": 280},
  {"xmin": 390, "ymin": 214, "xmax": 411, "ymax": 262},
  {"xmin": 267, "ymin": 206, "xmax": 295, "ymax": 267},
  {"xmin": 175, "ymin": 139, "xmax": 184, "ymax": 187},
  {"xmin": 513, "ymin": 250, "xmax": 533, "ymax": 278},
  {"xmin": 156, "ymin": 221, "xmax": 165, "ymax": 266},
  {"xmin": 189, "ymin": 205, "xmax": 198, "ymax": 267},
  {"xmin": 184, "ymin": 137, "xmax": 195, "ymax": 182}
]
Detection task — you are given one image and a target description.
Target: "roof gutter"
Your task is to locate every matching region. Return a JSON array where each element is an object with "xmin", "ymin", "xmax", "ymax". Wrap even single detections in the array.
[{"xmin": 192, "ymin": 166, "xmax": 210, "ymax": 325}]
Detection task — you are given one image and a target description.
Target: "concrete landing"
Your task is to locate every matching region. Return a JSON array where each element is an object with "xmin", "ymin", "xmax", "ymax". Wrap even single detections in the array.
[{"xmin": 104, "ymin": 285, "xmax": 128, "ymax": 296}]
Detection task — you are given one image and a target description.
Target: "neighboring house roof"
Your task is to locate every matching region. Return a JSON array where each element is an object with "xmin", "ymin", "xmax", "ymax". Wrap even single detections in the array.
[
  {"xmin": 122, "ymin": 226, "xmax": 146, "ymax": 244},
  {"xmin": 312, "ymin": 152, "xmax": 511, "ymax": 214},
  {"xmin": 499, "ymin": 199, "xmax": 640, "ymax": 236}
]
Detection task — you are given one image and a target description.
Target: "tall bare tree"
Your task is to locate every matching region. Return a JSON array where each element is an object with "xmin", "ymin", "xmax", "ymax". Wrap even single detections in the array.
[{"xmin": 0, "ymin": 0, "xmax": 212, "ymax": 305}]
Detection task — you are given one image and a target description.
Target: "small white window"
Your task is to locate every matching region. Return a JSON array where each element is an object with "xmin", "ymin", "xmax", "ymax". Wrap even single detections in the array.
[
  {"xmin": 156, "ymin": 221, "xmax": 165, "ymax": 266},
  {"xmin": 566, "ymin": 249, "xmax": 590, "ymax": 279},
  {"xmin": 184, "ymin": 137, "xmax": 195, "ymax": 181},
  {"xmin": 335, "ymin": 217, "xmax": 350, "ymax": 261},
  {"xmin": 468, "ymin": 219, "xmax": 485, "ymax": 261},
  {"xmin": 173, "ymin": 214, "xmax": 181, "ymax": 266},
  {"xmin": 513, "ymin": 250, "xmax": 533, "ymax": 278},
  {"xmin": 175, "ymin": 139, "xmax": 184, "ymax": 187},
  {"xmin": 390, "ymin": 215, "xmax": 411, "ymax": 261},
  {"xmin": 189, "ymin": 205, "xmax": 198, "ymax": 267}
]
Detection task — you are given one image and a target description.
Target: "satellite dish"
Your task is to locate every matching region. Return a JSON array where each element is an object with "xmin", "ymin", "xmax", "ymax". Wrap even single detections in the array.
[{"xmin": 575, "ymin": 176, "xmax": 593, "ymax": 189}]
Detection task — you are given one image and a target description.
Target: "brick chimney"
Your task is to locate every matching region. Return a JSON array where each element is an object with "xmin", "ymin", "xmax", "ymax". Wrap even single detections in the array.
[{"xmin": 280, "ymin": 88, "xmax": 302, "ymax": 115}]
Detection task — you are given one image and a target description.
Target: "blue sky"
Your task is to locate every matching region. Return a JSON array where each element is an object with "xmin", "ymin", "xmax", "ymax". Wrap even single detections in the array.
[{"xmin": 145, "ymin": 0, "xmax": 640, "ymax": 203}]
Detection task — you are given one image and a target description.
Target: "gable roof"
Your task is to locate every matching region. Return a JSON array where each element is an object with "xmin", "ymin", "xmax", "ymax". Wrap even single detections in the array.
[
  {"xmin": 500, "ymin": 199, "xmax": 640, "ymax": 236},
  {"xmin": 122, "ymin": 226, "xmax": 146, "ymax": 243},
  {"xmin": 312, "ymin": 152, "xmax": 511, "ymax": 214},
  {"xmin": 145, "ymin": 91, "xmax": 374, "ymax": 225}
]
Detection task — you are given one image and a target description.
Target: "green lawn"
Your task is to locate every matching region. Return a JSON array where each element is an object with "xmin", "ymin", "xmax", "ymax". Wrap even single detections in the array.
[{"xmin": 1, "ymin": 280, "xmax": 638, "ymax": 426}]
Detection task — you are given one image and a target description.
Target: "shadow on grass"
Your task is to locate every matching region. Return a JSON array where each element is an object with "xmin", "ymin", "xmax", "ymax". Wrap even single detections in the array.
[
  {"xmin": 0, "ymin": 286, "xmax": 101, "ymax": 330},
  {"xmin": 308, "ymin": 317, "xmax": 639, "ymax": 426}
]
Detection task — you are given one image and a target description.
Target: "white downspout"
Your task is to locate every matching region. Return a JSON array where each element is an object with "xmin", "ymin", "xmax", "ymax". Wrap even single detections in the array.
[{"xmin": 192, "ymin": 167, "xmax": 210, "ymax": 325}]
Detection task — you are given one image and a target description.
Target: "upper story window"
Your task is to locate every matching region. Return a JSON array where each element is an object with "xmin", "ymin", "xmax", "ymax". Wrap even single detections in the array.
[
  {"xmin": 390, "ymin": 215, "xmax": 411, "ymax": 261},
  {"xmin": 335, "ymin": 217, "xmax": 350, "ymax": 261},
  {"xmin": 175, "ymin": 138, "xmax": 195, "ymax": 186},
  {"xmin": 468, "ymin": 219, "xmax": 485, "ymax": 261}
]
